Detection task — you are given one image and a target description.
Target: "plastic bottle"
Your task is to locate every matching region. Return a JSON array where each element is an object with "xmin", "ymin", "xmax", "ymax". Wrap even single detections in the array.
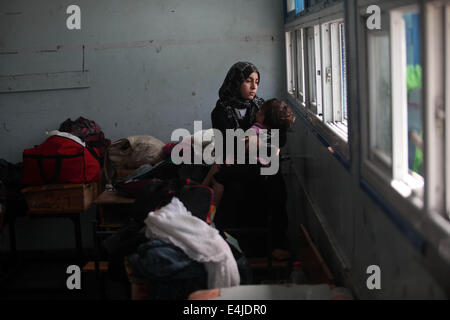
[{"xmin": 290, "ymin": 261, "xmax": 307, "ymax": 284}]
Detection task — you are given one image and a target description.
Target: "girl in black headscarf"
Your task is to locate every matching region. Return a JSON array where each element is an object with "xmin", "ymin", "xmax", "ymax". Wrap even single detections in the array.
[
  {"xmin": 211, "ymin": 61, "xmax": 287, "ymax": 147},
  {"xmin": 209, "ymin": 62, "xmax": 290, "ymax": 261},
  {"xmin": 212, "ymin": 61, "xmax": 264, "ymax": 135}
]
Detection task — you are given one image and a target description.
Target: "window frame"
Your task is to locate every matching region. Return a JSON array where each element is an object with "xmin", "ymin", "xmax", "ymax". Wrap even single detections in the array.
[
  {"xmin": 424, "ymin": 0, "xmax": 447, "ymax": 220},
  {"xmin": 446, "ymin": 3, "xmax": 450, "ymax": 220},
  {"xmin": 296, "ymin": 29, "xmax": 306, "ymax": 105}
]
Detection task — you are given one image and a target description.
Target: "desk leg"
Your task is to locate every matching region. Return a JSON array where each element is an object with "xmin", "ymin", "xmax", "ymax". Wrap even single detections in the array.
[
  {"xmin": 9, "ymin": 217, "xmax": 17, "ymax": 254},
  {"xmin": 267, "ymin": 216, "xmax": 273, "ymax": 271},
  {"xmin": 7, "ymin": 217, "xmax": 19, "ymax": 266},
  {"xmin": 91, "ymin": 220, "xmax": 99, "ymax": 277},
  {"xmin": 69, "ymin": 214, "xmax": 83, "ymax": 260}
]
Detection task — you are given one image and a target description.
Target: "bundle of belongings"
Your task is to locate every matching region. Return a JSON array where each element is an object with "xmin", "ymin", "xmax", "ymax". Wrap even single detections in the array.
[
  {"xmin": 104, "ymin": 129, "xmax": 216, "ymax": 185},
  {"xmin": 104, "ymin": 135, "xmax": 168, "ymax": 185},
  {"xmin": 22, "ymin": 117, "xmax": 109, "ymax": 186},
  {"xmin": 103, "ymin": 174, "xmax": 251, "ymax": 300},
  {"xmin": 142, "ymin": 196, "xmax": 239, "ymax": 289},
  {"xmin": 101, "ymin": 130, "xmax": 251, "ymax": 300}
]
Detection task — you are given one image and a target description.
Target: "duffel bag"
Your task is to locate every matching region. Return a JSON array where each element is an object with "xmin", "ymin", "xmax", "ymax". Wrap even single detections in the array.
[
  {"xmin": 23, "ymin": 130, "xmax": 101, "ymax": 186},
  {"xmin": 104, "ymin": 135, "xmax": 166, "ymax": 184},
  {"xmin": 59, "ymin": 116, "xmax": 111, "ymax": 166},
  {"xmin": 107, "ymin": 136, "xmax": 165, "ymax": 169}
]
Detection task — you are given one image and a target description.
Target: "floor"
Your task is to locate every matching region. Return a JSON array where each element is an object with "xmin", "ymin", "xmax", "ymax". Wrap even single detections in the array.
[
  {"xmin": 0, "ymin": 219, "xmax": 337, "ymax": 300},
  {"xmin": 0, "ymin": 248, "xmax": 294, "ymax": 300},
  {"xmin": 0, "ymin": 249, "xmax": 130, "ymax": 300}
]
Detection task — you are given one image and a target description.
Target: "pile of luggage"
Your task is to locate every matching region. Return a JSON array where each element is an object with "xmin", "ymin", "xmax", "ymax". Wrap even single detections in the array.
[
  {"xmin": 17, "ymin": 117, "xmax": 251, "ymax": 299},
  {"xmin": 1, "ymin": 117, "xmax": 109, "ymax": 238}
]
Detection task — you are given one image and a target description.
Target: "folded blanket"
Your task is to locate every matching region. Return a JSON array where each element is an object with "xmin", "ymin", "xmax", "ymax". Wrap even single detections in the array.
[{"xmin": 144, "ymin": 197, "xmax": 240, "ymax": 289}]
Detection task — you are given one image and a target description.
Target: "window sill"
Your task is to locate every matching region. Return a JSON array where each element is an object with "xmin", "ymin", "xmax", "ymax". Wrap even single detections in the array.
[
  {"xmin": 326, "ymin": 121, "xmax": 348, "ymax": 143},
  {"xmin": 391, "ymin": 179, "xmax": 424, "ymax": 207},
  {"xmin": 287, "ymin": 93, "xmax": 350, "ymax": 167}
]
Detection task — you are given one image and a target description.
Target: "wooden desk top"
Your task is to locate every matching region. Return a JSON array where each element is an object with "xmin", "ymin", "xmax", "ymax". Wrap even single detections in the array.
[
  {"xmin": 94, "ymin": 190, "xmax": 135, "ymax": 205},
  {"xmin": 23, "ymin": 182, "xmax": 99, "ymax": 215}
]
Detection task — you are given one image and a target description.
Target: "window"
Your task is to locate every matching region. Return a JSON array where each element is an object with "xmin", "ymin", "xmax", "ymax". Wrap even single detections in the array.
[
  {"xmin": 286, "ymin": 31, "xmax": 296, "ymax": 96},
  {"xmin": 321, "ymin": 20, "xmax": 348, "ymax": 141},
  {"xmin": 340, "ymin": 23, "xmax": 348, "ymax": 121},
  {"xmin": 286, "ymin": 0, "xmax": 305, "ymax": 15},
  {"xmin": 287, "ymin": 0, "xmax": 296, "ymax": 13},
  {"xmin": 362, "ymin": 4, "xmax": 424, "ymax": 202},
  {"xmin": 286, "ymin": 28, "xmax": 314, "ymax": 107},
  {"xmin": 306, "ymin": 26, "xmax": 320, "ymax": 114},
  {"xmin": 285, "ymin": 17, "xmax": 349, "ymax": 143},
  {"xmin": 360, "ymin": 0, "xmax": 450, "ymax": 221},
  {"xmin": 367, "ymin": 31, "xmax": 392, "ymax": 168},
  {"xmin": 296, "ymin": 29, "xmax": 306, "ymax": 105}
]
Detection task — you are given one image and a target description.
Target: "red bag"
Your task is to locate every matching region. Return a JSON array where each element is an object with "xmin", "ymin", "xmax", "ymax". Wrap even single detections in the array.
[{"xmin": 23, "ymin": 131, "xmax": 101, "ymax": 186}]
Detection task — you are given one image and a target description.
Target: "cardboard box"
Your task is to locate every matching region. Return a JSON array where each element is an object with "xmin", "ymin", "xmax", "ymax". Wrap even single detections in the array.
[{"xmin": 22, "ymin": 182, "xmax": 98, "ymax": 214}]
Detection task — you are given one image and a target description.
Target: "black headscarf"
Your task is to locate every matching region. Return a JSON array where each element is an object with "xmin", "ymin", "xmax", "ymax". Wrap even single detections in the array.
[{"xmin": 216, "ymin": 62, "xmax": 265, "ymax": 129}]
